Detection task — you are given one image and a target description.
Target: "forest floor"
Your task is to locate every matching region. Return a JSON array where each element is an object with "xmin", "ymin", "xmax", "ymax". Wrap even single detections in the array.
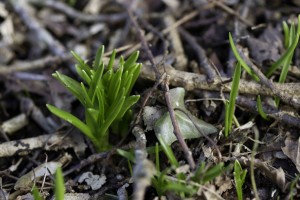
[{"xmin": 1, "ymin": 0, "xmax": 300, "ymax": 199}]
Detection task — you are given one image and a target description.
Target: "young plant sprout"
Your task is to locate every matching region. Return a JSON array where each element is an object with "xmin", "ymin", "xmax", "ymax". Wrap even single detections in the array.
[{"xmin": 47, "ymin": 46, "xmax": 141, "ymax": 151}]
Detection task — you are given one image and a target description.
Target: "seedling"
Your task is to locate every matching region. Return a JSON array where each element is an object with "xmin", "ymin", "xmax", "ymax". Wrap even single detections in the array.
[
  {"xmin": 234, "ymin": 160, "xmax": 247, "ymax": 200},
  {"xmin": 224, "ymin": 62, "xmax": 241, "ymax": 137},
  {"xmin": 47, "ymin": 46, "xmax": 141, "ymax": 151},
  {"xmin": 257, "ymin": 95, "xmax": 269, "ymax": 120},
  {"xmin": 55, "ymin": 167, "xmax": 65, "ymax": 200},
  {"xmin": 229, "ymin": 33, "xmax": 259, "ymax": 81},
  {"xmin": 266, "ymin": 15, "xmax": 300, "ymax": 78}
]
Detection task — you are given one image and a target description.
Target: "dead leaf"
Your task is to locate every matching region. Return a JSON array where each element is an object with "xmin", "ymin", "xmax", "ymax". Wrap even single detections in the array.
[
  {"xmin": 215, "ymin": 175, "xmax": 233, "ymax": 195},
  {"xmin": 282, "ymin": 136, "xmax": 300, "ymax": 172},
  {"xmin": 78, "ymin": 172, "xmax": 106, "ymax": 190}
]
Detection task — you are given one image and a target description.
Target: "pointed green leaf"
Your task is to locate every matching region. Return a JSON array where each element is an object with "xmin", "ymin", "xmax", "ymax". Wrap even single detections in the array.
[
  {"xmin": 71, "ymin": 51, "xmax": 92, "ymax": 76},
  {"xmin": 80, "ymin": 82, "xmax": 93, "ymax": 107},
  {"xmin": 108, "ymin": 65, "xmax": 123, "ymax": 102},
  {"xmin": 99, "ymin": 95, "xmax": 126, "ymax": 137},
  {"xmin": 225, "ymin": 62, "xmax": 241, "ymax": 136},
  {"xmin": 32, "ymin": 186, "xmax": 43, "ymax": 200},
  {"xmin": 124, "ymin": 51, "xmax": 139, "ymax": 71},
  {"xmin": 229, "ymin": 33, "xmax": 259, "ymax": 81},
  {"xmin": 89, "ymin": 62, "xmax": 105, "ymax": 99},
  {"xmin": 96, "ymin": 86, "xmax": 105, "ymax": 124},
  {"xmin": 102, "ymin": 69, "xmax": 113, "ymax": 91},
  {"xmin": 267, "ymin": 15, "xmax": 300, "ymax": 77},
  {"xmin": 116, "ymin": 149, "xmax": 135, "ymax": 163},
  {"xmin": 283, "ymin": 21, "xmax": 290, "ymax": 48},
  {"xmin": 54, "ymin": 167, "xmax": 65, "ymax": 200},
  {"xmin": 203, "ymin": 163, "xmax": 224, "ymax": 183},
  {"xmin": 116, "ymin": 95, "xmax": 140, "ymax": 120},
  {"xmin": 107, "ymin": 49, "xmax": 116, "ymax": 71},
  {"xmin": 75, "ymin": 64, "xmax": 91, "ymax": 84},
  {"xmin": 53, "ymin": 72, "xmax": 86, "ymax": 106},
  {"xmin": 93, "ymin": 45, "xmax": 104, "ymax": 70},
  {"xmin": 123, "ymin": 73, "xmax": 133, "ymax": 97},
  {"xmin": 129, "ymin": 63, "xmax": 142, "ymax": 93},
  {"xmin": 257, "ymin": 95, "xmax": 269, "ymax": 120},
  {"xmin": 157, "ymin": 134, "xmax": 179, "ymax": 167},
  {"xmin": 46, "ymin": 104, "xmax": 94, "ymax": 140}
]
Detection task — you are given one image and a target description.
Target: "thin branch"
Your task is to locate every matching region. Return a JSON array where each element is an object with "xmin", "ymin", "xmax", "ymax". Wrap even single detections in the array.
[
  {"xmin": 162, "ymin": 75, "xmax": 196, "ymax": 170},
  {"xmin": 28, "ymin": 0, "xmax": 126, "ymax": 23},
  {"xmin": 175, "ymin": 108, "xmax": 222, "ymax": 161}
]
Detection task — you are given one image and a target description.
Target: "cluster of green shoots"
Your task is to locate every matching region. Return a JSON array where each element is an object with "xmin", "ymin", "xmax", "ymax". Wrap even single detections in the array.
[
  {"xmin": 118, "ymin": 134, "xmax": 227, "ymax": 198},
  {"xmin": 226, "ymin": 15, "xmax": 300, "ymax": 199},
  {"xmin": 47, "ymin": 46, "xmax": 141, "ymax": 151},
  {"xmin": 225, "ymin": 15, "xmax": 300, "ymax": 137}
]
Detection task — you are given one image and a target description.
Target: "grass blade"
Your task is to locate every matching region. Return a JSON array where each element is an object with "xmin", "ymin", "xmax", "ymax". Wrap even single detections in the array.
[
  {"xmin": 256, "ymin": 95, "xmax": 269, "ymax": 120},
  {"xmin": 71, "ymin": 51, "xmax": 92, "ymax": 76},
  {"xmin": 267, "ymin": 15, "xmax": 300, "ymax": 77},
  {"xmin": 225, "ymin": 62, "xmax": 241, "ymax": 137},
  {"xmin": 234, "ymin": 160, "xmax": 247, "ymax": 200},
  {"xmin": 54, "ymin": 167, "xmax": 65, "ymax": 200},
  {"xmin": 107, "ymin": 49, "xmax": 116, "ymax": 71},
  {"xmin": 75, "ymin": 64, "xmax": 91, "ymax": 84},
  {"xmin": 32, "ymin": 186, "xmax": 43, "ymax": 200},
  {"xmin": 229, "ymin": 33, "xmax": 259, "ymax": 81},
  {"xmin": 157, "ymin": 134, "xmax": 179, "ymax": 167},
  {"xmin": 53, "ymin": 72, "xmax": 86, "ymax": 106},
  {"xmin": 108, "ymin": 65, "xmax": 123, "ymax": 102},
  {"xmin": 124, "ymin": 51, "xmax": 139, "ymax": 71},
  {"xmin": 46, "ymin": 104, "xmax": 93, "ymax": 140},
  {"xmin": 202, "ymin": 163, "xmax": 225, "ymax": 183},
  {"xmin": 93, "ymin": 45, "xmax": 104, "ymax": 70},
  {"xmin": 116, "ymin": 95, "xmax": 140, "ymax": 120}
]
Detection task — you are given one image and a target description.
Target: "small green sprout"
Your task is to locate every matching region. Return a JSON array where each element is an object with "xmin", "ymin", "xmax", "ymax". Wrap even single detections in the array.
[
  {"xmin": 229, "ymin": 33, "xmax": 259, "ymax": 81},
  {"xmin": 234, "ymin": 160, "xmax": 247, "ymax": 200},
  {"xmin": 257, "ymin": 95, "xmax": 269, "ymax": 120},
  {"xmin": 266, "ymin": 15, "xmax": 300, "ymax": 78},
  {"xmin": 54, "ymin": 167, "xmax": 65, "ymax": 200},
  {"xmin": 224, "ymin": 62, "xmax": 241, "ymax": 137},
  {"xmin": 47, "ymin": 46, "xmax": 141, "ymax": 151},
  {"xmin": 32, "ymin": 186, "xmax": 43, "ymax": 200}
]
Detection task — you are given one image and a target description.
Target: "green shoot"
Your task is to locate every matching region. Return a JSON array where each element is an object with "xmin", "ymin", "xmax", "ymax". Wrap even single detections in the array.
[
  {"xmin": 225, "ymin": 62, "xmax": 241, "ymax": 137},
  {"xmin": 257, "ymin": 95, "xmax": 269, "ymax": 120},
  {"xmin": 266, "ymin": 15, "xmax": 300, "ymax": 77},
  {"xmin": 54, "ymin": 167, "xmax": 65, "ymax": 200},
  {"xmin": 47, "ymin": 46, "xmax": 141, "ymax": 151},
  {"xmin": 283, "ymin": 21, "xmax": 290, "ymax": 48},
  {"xmin": 202, "ymin": 163, "xmax": 225, "ymax": 183},
  {"xmin": 229, "ymin": 33, "xmax": 260, "ymax": 81},
  {"xmin": 32, "ymin": 186, "xmax": 43, "ymax": 200},
  {"xmin": 157, "ymin": 134, "xmax": 179, "ymax": 167},
  {"xmin": 275, "ymin": 19, "xmax": 300, "ymax": 106},
  {"xmin": 192, "ymin": 162, "xmax": 226, "ymax": 184},
  {"xmin": 116, "ymin": 149, "xmax": 135, "ymax": 163},
  {"xmin": 234, "ymin": 160, "xmax": 247, "ymax": 200}
]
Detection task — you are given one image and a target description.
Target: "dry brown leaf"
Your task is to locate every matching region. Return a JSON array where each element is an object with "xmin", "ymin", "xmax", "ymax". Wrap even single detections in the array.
[{"xmin": 282, "ymin": 136, "xmax": 300, "ymax": 172}]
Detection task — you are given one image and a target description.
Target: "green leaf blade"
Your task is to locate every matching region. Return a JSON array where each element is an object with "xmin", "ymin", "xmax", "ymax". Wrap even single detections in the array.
[
  {"xmin": 54, "ymin": 167, "xmax": 65, "ymax": 200},
  {"xmin": 229, "ymin": 33, "xmax": 259, "ymax": 81}
]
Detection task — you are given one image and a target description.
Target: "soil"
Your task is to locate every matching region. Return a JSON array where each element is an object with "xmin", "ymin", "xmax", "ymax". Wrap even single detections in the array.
[{"xmin": 1, "ymin": 0, "xmax": 300, "ymax": 199}]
